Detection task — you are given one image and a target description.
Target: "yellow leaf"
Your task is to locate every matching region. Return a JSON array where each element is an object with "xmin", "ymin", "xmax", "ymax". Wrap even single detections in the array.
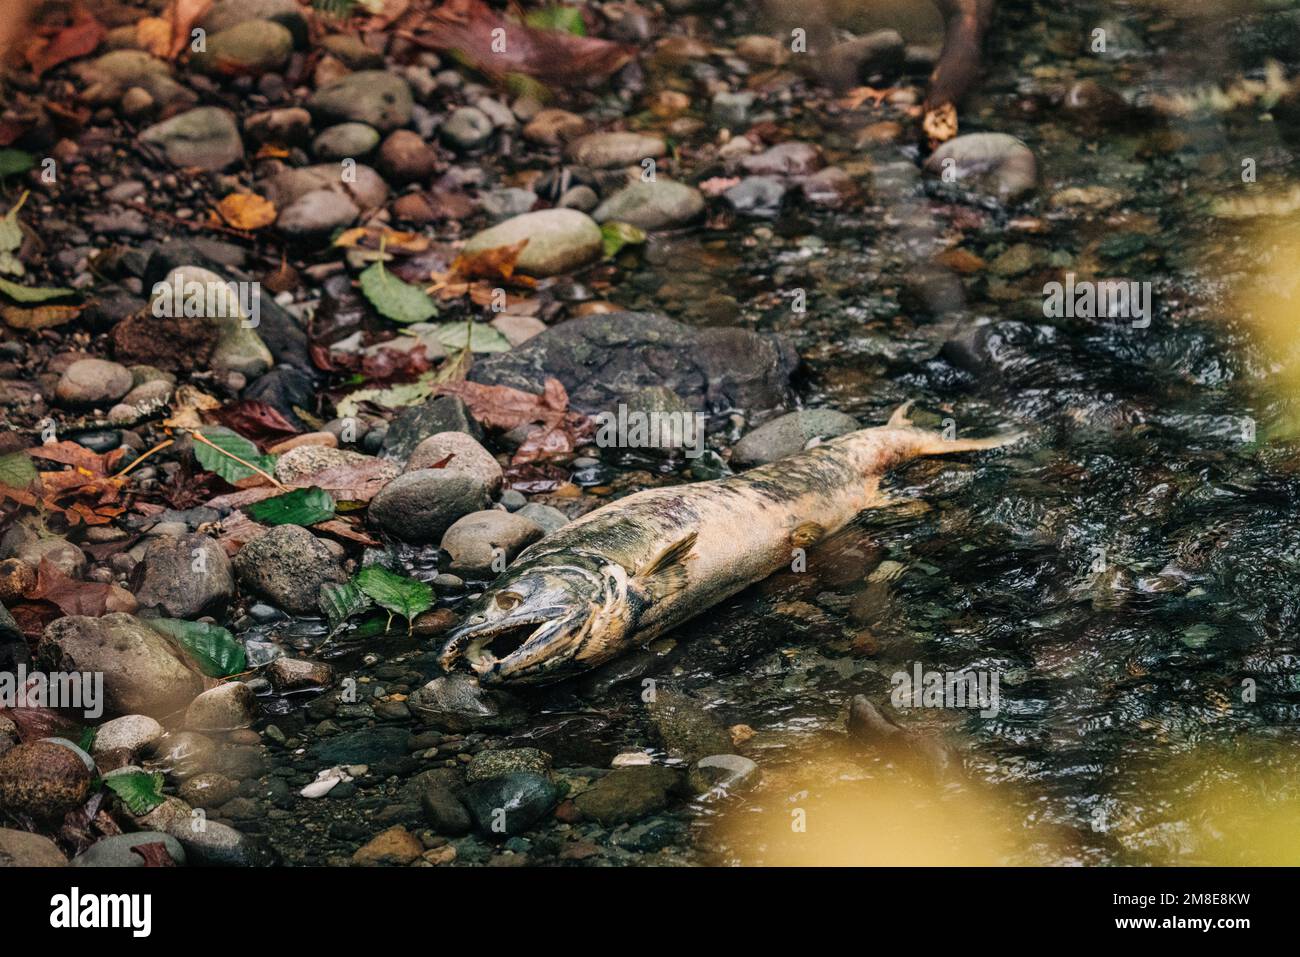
[
  {"xmin": 136, "ymin": 17, "xmax": 171, "ymax": 57},
  {"xmin": 216, "ymin": 193, "xmax": 277, "ymax": 230}
]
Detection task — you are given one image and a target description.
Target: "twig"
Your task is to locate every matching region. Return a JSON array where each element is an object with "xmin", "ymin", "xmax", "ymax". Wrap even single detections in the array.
[
  {"xmin": 190, "ymin": 431, "xmax": 289, "ymax": 491},
  {"xmin": 113, "ymin": 438, "xmax": 173, "ymax": 478}
]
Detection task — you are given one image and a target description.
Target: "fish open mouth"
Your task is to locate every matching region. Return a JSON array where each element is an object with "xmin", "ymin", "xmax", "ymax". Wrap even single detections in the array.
[{"xmin": 439, "ymin": 607, "xmax": 576, "ymax": 677}]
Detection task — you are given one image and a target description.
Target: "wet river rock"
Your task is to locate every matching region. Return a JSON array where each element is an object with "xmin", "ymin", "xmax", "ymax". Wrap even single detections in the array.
[
  {"xmin": 368, "ymin": 470, "xmax": 491, "ymax": 544},
  {"xmin": 233, "ymin": 524, "xmax": 348, "ymax": 615},
  {"xmin": 468, "ymin": 312, "xmax": 799, "ymax": 421},
  {"xmin": 36, "ymin": 614, "xmax": 205, "ymax": 719},
  {"xmin": 572, "ymin": 765, "xmax": 685, "ymax": 825},
  {"xmin": 0, "ymin": 741, "xmax": 94, "ymax": 818},
  {"xmin": 131, "ymin": 533, "xmax": 234, "ymax": 619},
  {"xmin": 730, "ymin": 409, "xmax": 861, "ymax": 467}
]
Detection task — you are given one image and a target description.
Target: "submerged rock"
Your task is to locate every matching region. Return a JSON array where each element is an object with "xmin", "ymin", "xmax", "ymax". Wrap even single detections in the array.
[
  {"xmin": 592, "ymin": 179, "xmax": 705, "ymax": 230},
  {"xmin": 469, "ymin": 312, "xmax": 798, "ymax": 421},
  {"xmin": 923, "ymin": 133, "xmax": 1037, "ymax": 202},
  {"xmin": 573, "ymin": 765, "xmax": 684, "ymax": 825},
  {"xmin": 462, "ymin": 772, "xmax": 559, "ymax": 836},
  {"xmin": 731, "ymin": 409, "xmax": 860, "ymax": 467},
  {"xmin": 407, "ymin": 674, "xmax": 526, "ymax": 732}
]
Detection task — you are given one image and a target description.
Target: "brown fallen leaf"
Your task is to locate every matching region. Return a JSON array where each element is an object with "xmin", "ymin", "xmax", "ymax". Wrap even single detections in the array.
[
  {"xmin": 335, "ymin": 226, "xmax": 430, "ymax": 253},
  {"xmin": 25, "ymin": 4, "xmax": 105, "ymax": 77},
  {"xmin": 1, "ymin": 303, "xmax": 82, "ymax": 331},
  {"xmin": 408, "ymin": 0, "xmax": 635, "ymax": 86},
  {"xmin": 28, "ymin": 559, "xmax": 138, "ymax": 617},
  {"xmin": 434, "ymin": 377, "xmax": 593, "ymax": 465},
  {"xmin": 449, "ymin": 238, "xmax": 529, "ymax": 282},
  {"xmin": 215, "ymin": 193, "xmax": 277, "ymax": 230},
  {"xmin": 139, "ymin": 0, "xmax": 213, "ymax": 60}
]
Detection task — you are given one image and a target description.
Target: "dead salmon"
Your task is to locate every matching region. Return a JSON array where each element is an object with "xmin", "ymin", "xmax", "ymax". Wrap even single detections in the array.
[{"xmin": 438, "ymin": 404, "xmax": 1023, "ymax": 685}]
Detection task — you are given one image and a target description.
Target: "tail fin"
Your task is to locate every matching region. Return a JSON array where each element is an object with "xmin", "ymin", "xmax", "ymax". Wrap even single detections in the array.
[{"xmin": 885, "ymin": 401, "xmax": 1026, "ymax": 457}]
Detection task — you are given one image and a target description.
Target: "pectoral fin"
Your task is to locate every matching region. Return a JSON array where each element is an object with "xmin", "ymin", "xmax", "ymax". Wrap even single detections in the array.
[{"xmin": 633, "ymin": 531, "xmax": 697, "ymax": 600}]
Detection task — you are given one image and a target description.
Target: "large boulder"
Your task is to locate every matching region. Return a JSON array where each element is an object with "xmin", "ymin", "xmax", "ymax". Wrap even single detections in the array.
[
  {"xmin": 469, "ymin": 312, "xmax": 799, "ymax": 421},
  {"xmin": 36, "ymin": 615, "xmax": 204, "ymax": 719}
]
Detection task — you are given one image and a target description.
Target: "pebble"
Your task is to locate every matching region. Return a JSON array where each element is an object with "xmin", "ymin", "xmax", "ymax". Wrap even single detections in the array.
[
  {"xmin": 522, "ymin": 108, "xmax": 589, "ymax": 145},
  {"xmin": 441, "ymin": 106, "xmax": 495, "ymax": 150},
  {"xmin": 185, "ymin": 682, "xmax": 258, "ymax": 732},
  {"xmin": 465, "ymin": 747, "xmax": 552, "ymax": 783},
  {"xmin": 731, "ymin": 409, "xmax": 860, "ymax": 467},
  {"xmin": 307, "ymin": 70, "xmax": 414, "ymax": 131},
  {"xmin": 379, "ymin": 130, "xmax": 439, "ymax": 183},
  {"xmin": 573, "ymin": 765, "xmax": 683, "ymax": 825},
  {"xmin": 72, "ymin": 832, "xmax": 186, "ymax": 867},
  {"xmin": 592, "ymin": 179, "xmax": 705, "ymax": 230},
  {"xmin": 139, "ymin": 107, "xmax": 244, "ymax": 170},
  {"xmin": 55, "ymin": 358, "xmax": 133, "ymax": 407},
  {"xmin": 353, "ymin": 825, "xmax": 424, "ymax": 866},
  {"xmin": 923, "ymin": 132, "xmax": 1038, "ymax": 202},
  {"xmin": 566, "ymin": 131, "xmax": 666, "ymax": 169},
  {"xmin": 0, "ymin": 827, "xmax": 69, "ymax": 866},
  {"xmin": 266, "ymin": 656, "xmax": 334, "ymax": 691},
  {"xmin": 131, "ymin": 533, "xmax": 235, "ymax": 618},
  {"xmin": 368, "ymin": 469, "xmax": 492, "ymax": 544},
  {"xmin": 462, "ymin": 772, "xmax": 560, "ymax": 837},
  {"xmin": 312, "ymin": 122, "xmax": 381, "ymax": 159},
  {"xmin": 0, "ymin": 741, "xmax": 94, "ymax": 818},
  {"xmin": 92, "ymin": 714, "xmax": 164, "ymax": 767},
  {"xmin": 440, "ymin": 510, "xmax": 544, "ymax": 576},
  {"xmin": 194, "ymin": 20, "xmax": 293, "ymax": 76},
  {"xmin": 406, "ymin": 431, "xmax": 503, "ymax": 493},
  {"xmin": 461, "ymin": 209, "xmax": 603, "ymax": 278}
]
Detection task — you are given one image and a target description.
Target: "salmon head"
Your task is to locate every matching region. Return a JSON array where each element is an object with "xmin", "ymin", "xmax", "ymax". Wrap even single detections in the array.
[{"xmin": 437, "ymin": 560, "xmax": 641, "ymax": 686}]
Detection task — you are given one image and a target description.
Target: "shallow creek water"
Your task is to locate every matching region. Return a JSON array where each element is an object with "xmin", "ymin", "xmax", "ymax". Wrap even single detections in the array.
[{"xmin": 253, "ymin": 1, "xmax": 1300, "ymax": 865}]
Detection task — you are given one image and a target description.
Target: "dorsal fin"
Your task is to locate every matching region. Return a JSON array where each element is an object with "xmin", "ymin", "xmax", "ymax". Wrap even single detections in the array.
[{"xmin": 634, "ymin": 531, "xmax": 697, "ymax": 599}]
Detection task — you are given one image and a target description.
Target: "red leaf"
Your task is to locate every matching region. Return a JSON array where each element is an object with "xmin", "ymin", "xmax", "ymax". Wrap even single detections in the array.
[
  {"xmin": 409, "ymin": 0, "xmax": 634, "ymax": 86},
  {"xmin": 26, "ymin": 5, "xmax": 105, "ymax": 77},
  {"xmin": 29, "ymin": 559, "xmax": 138, "ymax": 617},
  {"xmin": 213, "ymin": 400, "xmax": 301, "ymax": 447},
  {"xmin": 130, "ymin": 841, "xmax": 178, "ymax": 867}
]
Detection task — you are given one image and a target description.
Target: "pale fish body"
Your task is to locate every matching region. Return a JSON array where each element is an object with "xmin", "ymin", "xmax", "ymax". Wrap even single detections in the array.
[{"xmin": 439, "ymin": 405, "xmax": 1021, "ymax": 685}]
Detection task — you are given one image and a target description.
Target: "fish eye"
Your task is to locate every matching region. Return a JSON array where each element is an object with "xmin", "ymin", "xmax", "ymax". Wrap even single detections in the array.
[{"xmin": 495, "ymin": 592, "xmax": 523, "ymax": 611}]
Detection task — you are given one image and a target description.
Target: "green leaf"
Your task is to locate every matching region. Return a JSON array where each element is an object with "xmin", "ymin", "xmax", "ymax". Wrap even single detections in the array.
[
  {"xmin": 77, "ymin": 726, "xmax": 97, "ymax": 754},
  {"xmin": 319, "ymin": 578, "xmax": 373, "ymax": 634},
  {"xmin": 246, "ymin": 486, "xmax": 335, "ymax": 526},
  {"xmin": 359, "ymin": 262, "xmax": 438, "ymax": 324},
  {"xmin": 354, "ymin": 567, "xmax": 433, "ymax": 624},
  {"xmin": 0, "ymin": 150, "xmax": 34, "ymax": 179},
  {"xmin": 524, "ymin": 5, "xmax": 586, "ymax": 36},
  {"xmin": 104, "ymin": 770, "xmax": 166, "ymax": 815},
  {"xmin": 146, "ymin": 618, "xmax": 247, "ymax": 677},
  {"xmin": 428, "ymin": 321, "xmax": 511, "ymax": 353},
  {"xmin": 0, "ymin": 276, "xmax": 76, "ymax": 303},
  {"xmin": 335, "ymin": 376, "xmax": 435, "ymax": 419},
  {"xmin": 600, "ymin": 221, "xmax": 647, "ymax": 259},
  {"xmin": 192, "ymin": 428, "xmax": 277, "ymax": 484},
  {"xmin": 0, "ymin": 451, "xmax": 37, "ymax": 490}
]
